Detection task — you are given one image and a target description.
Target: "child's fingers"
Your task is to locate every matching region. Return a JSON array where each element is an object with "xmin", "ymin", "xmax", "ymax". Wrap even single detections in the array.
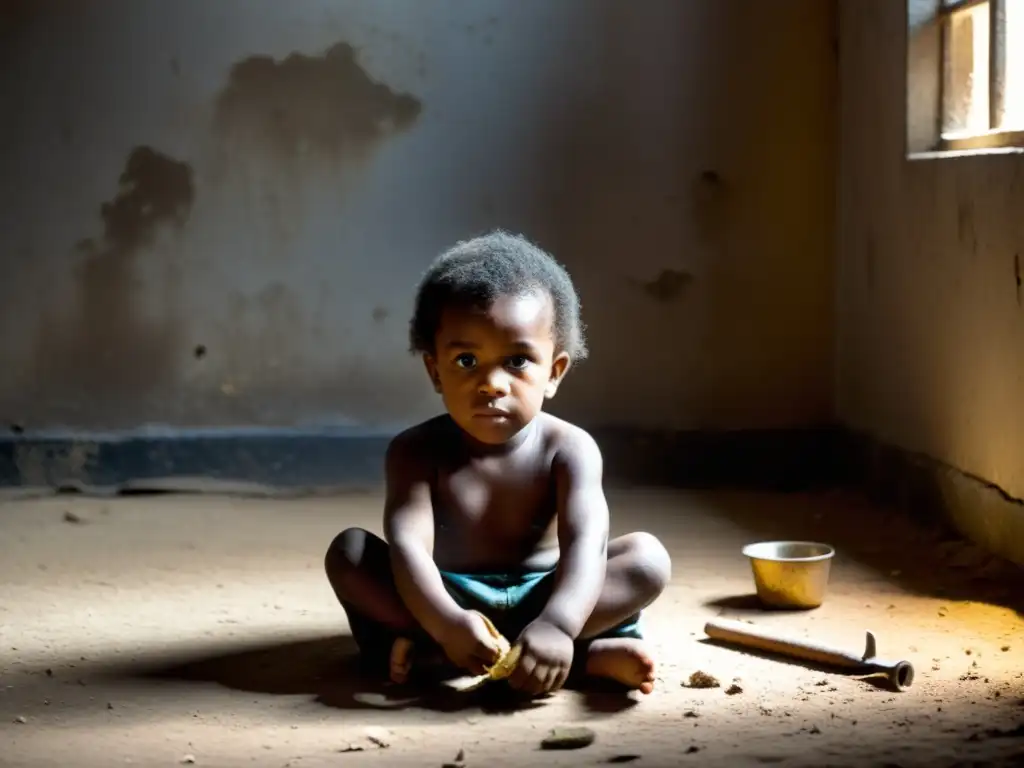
[
  {"xmin": 508, "ymin": 653, "xmax": 537, "ymax": 690},
  {"xmin": 473, "ymin": 638, "xmax": 500, "ymax": 664}
]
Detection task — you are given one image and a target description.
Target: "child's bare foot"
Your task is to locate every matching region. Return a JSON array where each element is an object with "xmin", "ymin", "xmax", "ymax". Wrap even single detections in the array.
[
  {"xmin": 584, "ymin": 638, "xmax": 656, "ymax": 694},
  {"xmin": 388, "ymin": 637, "xmax": 451, "ymax": 684},
  {"xmin": 389, "ymin": 637, "xmax": 415, "ymax": 684}
]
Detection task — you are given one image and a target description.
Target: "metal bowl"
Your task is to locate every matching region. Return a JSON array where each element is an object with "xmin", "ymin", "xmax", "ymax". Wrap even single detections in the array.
[{"xmin": 742, "ymin": 541, "xmax": 835, "ymax": 609}]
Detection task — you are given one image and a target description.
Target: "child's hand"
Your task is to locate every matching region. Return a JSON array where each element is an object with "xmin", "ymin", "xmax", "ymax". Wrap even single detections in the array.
[
  {"xmin": 439, "ymin": 610, "xmax": 502, "ymax": 675},
  {"xmin": 508, "ymin": 619, "xmax": 574, "ymax": 695}
]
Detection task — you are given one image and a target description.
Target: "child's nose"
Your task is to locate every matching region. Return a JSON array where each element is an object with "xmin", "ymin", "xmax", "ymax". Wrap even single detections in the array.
[{"xmin": 478, "ymin": 369, "xmax": 510, "ymax": 397}]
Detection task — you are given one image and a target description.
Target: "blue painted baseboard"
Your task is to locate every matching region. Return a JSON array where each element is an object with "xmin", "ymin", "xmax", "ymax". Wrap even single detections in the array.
[
  {"xmin": 0, "ymin": 426, "xmax": 845, "ymax": 494},
  {"xmin": 0, "ymin": 429, "xmax": 393, "ymax": 492}
]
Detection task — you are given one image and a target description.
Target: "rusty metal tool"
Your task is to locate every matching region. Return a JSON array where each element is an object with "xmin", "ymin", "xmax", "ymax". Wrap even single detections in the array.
[{"xmin": 703, "ymin": 617, "xmax": 915, "ymax": 692}]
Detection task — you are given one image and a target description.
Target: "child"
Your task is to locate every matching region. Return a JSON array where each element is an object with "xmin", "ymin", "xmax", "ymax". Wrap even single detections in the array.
[{"xmin": 325, "ymin": 230, "xmax": 671, "ymax": 696}]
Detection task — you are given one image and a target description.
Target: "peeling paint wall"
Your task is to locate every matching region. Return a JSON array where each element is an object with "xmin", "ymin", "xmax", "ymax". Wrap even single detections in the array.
[
  {"xmin": 838, "ymin": 1, "xmax": 1024, "ymax": 500},
  {"xmin": 0, "ymin": 0, "xmax": 836, "ymax": 435}
]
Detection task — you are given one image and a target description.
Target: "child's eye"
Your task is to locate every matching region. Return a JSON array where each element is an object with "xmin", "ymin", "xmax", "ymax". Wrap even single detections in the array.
[
  {"xmin": 454, "ymin": 353, "xmax": 477, "ymax": 369},
  {"xmin": 506, "ymin": 355, "xmax": 530, "ymax": 370}
]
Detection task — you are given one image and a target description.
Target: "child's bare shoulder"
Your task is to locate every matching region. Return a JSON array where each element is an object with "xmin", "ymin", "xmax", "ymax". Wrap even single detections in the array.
[
  {"xmin": 538, "ymin": 414, "xmax": 603, "ymax": 471},
  {"xmin": 385, "ymin": 415, "xmax": 456, "ymax": 470}
]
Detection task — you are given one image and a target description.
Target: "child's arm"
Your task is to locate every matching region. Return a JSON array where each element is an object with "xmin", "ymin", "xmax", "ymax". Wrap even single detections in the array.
[
  {"xmin": 382, "ymin": 433, "xmax": 465, "ymax": 643},
  {"xmin": 536, "ymin": 429, "xmax": 610, "ymax": 638}
]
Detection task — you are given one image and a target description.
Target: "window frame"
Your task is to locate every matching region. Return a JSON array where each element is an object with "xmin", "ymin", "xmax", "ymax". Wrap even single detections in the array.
[{"xmin": 936, "ymin": 0, "xmax": 1024, "ymax": 152}]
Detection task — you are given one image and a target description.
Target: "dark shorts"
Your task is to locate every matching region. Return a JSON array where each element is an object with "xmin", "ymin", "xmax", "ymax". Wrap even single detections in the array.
[
  {"xmin": 439, "ymin": 568, "xmax": 643, "ymax": 642},
  {"xmin": 344, "ymin": 566, "xmax": 642, "ymax": 667}
]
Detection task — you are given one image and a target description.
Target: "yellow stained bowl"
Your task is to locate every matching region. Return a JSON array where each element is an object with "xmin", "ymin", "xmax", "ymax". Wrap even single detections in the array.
[{"xmin": 742, "ymin": 540, "xmax": 835, "ymax": 609}]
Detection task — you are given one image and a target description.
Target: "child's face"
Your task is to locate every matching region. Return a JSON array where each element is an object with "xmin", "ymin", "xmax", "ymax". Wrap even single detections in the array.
[{"xmin": 424, "ymin": 291, "xmax": 570, "ymax": 445}]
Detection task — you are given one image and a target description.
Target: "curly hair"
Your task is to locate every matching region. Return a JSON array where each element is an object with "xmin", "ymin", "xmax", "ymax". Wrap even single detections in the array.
[{"xmin": 409, "ymin": 230, "xmax": 588, "ymax": 361}]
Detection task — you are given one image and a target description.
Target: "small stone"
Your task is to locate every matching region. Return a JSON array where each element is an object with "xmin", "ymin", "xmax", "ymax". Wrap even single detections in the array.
[
  {"xmin": 685, "ymin": 745, "xmax": 700, "ymax": 753},
  {"xmin": 725, "ymin": 683, "xmax": 743, "ymax": 695},
  {"xmin": 1001, "ymin": 645, "xmax": 1010, "ymax": 652},
  {"xmin": 180, "ymin": 756, "xmax": 195, "ymax": 765},
  {"xmin": 14, "ymin": 716, "xmax": 26, "ymax": 724},
  {"xmin": 685, "ymin": 671, "xmax": 720, "ymax": 689},
  {"xmin": 338, "ymin": 744, "xmax": 364, "ymax": 753},
  {"xmin": 441, "ymin": 747, "xmax": 466, "ymax": 768},
  {"xmin": 809, "ymin": 725, "xmax": 822, "ymax": 735},
  {"xmin": 683, "ymin": 710, "xmax": 699, "ymax": 718},
  {"xmin": 45, "ymin": 669, "xmax": 53, "ymax": 677},
  {"xmin": 63, "ymin": 511, "xmax": 84, "ymax": 524},
  {"xmin": 606, "ymin": 756, "xmax": 641, "ymax": 764},
  {"xmin": 540, "ymin": 726, "xmax": 596, "ymax": 750}
]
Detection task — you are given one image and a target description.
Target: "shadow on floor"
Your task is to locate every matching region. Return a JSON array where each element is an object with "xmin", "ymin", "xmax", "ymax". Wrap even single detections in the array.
[
  {"xmin": 83, "ymin": 633, "xmax": 637, "ymax": 717},
  {"xmin": 698, "ymin": 490, "xmax": 1024, "ymax": 618}
]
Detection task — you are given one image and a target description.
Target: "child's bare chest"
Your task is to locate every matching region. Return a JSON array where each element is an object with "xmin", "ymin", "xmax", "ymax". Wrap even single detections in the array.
[{"xmin": 431, "ymin": 458, "xmax": 557, "ymax": 568}]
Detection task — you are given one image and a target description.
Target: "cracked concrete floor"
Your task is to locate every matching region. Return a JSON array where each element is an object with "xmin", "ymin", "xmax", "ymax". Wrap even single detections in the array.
[{"xmin": 1, "ymin": 487, "xmax": 1022, "ymax": 767}]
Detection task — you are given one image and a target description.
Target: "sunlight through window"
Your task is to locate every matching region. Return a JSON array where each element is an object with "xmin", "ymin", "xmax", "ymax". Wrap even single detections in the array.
[{"xmin": 1001, "ymin": 0, "xmax": 1024, "ymax": 128}]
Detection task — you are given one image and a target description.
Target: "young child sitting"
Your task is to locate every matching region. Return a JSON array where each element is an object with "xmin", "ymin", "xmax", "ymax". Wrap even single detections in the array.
[{"xmin": 325, "ymin": 230, "xmax": 671, "ymax": 696}]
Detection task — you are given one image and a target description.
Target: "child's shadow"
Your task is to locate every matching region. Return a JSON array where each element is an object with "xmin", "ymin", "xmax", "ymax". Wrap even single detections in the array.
[{"xmin": 131, "ymin": 633, "xmax": 549, "ymax": 715}]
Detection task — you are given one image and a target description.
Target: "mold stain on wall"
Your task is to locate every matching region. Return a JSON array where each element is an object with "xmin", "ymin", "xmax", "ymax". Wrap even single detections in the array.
[
  {"xmin": 639, "ymin": 268, "xmax": 694, "ymax": 303},
  {"xmin": 30, "ymin": 146, "xmax": 195, "ymax": 421},
  {"xmin": 213, "ymin": 42, "xmax": 422, "ymax": 162}
]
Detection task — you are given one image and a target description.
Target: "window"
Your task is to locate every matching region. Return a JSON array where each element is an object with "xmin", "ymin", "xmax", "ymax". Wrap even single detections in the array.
[{"xmin": 938, "ymin": 0, "xmax": 1024, "ymax": 150}]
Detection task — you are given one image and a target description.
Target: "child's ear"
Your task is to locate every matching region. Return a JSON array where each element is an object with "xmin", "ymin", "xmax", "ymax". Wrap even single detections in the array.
[
  {"xmin": 544, "ymin": 352, "xmax": 571, "ymax": 398},
  {"xmin": 423, "ymin": 354, "xmax": 442, "ymax": 393}
]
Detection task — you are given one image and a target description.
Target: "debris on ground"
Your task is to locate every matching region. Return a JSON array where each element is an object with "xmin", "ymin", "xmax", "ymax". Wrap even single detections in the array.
[
  {"xmin": 14, "ymin": 716, "xmax": 26, "ymax": 724},
  {"xmin": 441, "ymin": 747, "xmax": 466, "ymax": 768},
  {"xmin": 725, "ymin": 681, "xmax": 744, "ymax": 695},
  {"xmin": 180, "ymin": 755, "xmax": 195, "ymax": 765},
  {"xmin": 63, "ymin": 511, "xmax": 84, "ymax": 524},
  {"xmin": 365, "ymin": 726, "xmax": 392, "ymax": 748},
  {"xmin": 685, "ymin": 671, "xmax": 720, "ymax": 689},
  {"xmin": 540, "ymin": 726, "xmax": 596, "ymax": 750},
  {"xmin": 606, "ymin": 755, "xmax": 640, "ymax": 763}
]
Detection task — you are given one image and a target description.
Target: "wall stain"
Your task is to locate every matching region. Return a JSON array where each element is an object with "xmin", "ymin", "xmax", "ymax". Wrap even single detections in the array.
[
  {"xmin": 957, "ymin": 198, "xmax": 977, "ymax": 252},
  {"xmin": 638, "ymin": 269, "xmax": 693, "ymax": 303},
  {"xmin": 690, "ymin": 169, "xmax": 731, "ymax": 244},
  {"xmin": 1015, "ymin": 253, "xmax": 1021, "ymax": 307},
  {"xmin": 31, "ymin": 146, "xmax": 194, "ymax": 419},
  {"xmin": 213, "ymin": 42, "xmax": 422, "ymax": 159}
]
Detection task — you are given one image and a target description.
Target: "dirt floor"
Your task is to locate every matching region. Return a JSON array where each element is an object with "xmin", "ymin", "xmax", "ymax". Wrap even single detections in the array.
[{"xmin": 1, "ymin": 486, "xmax": 1022, "ymax": 767}]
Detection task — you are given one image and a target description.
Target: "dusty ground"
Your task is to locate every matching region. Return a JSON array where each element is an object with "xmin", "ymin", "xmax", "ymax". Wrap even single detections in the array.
[{"xmin": 1, "ymin": 486, "xmax": 1022, "ymax": 767}]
